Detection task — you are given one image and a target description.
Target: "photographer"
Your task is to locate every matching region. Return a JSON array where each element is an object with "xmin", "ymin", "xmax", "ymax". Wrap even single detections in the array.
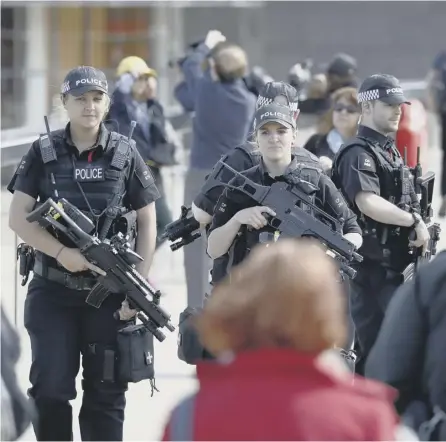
[{"xmin": 176, "ymin": 29, "xmax": 256, "ymax": 307}]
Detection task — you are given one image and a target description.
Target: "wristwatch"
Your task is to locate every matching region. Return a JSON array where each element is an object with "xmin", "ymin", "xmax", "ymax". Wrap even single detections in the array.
[{"xmin": 411, "ymin": 212, "xmax": 422, "ymax": 227}]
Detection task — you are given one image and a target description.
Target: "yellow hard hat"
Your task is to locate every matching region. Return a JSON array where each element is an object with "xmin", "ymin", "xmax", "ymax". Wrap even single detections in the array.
[{"xmin": 116, "ymin": 56, "xmax": 157, "ymax": 78}]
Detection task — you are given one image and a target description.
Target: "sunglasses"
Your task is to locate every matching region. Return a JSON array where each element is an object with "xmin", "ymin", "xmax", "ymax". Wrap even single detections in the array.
[{"xmin": 333, "ymin": 103, "xmax": 359, "ymax": 114}]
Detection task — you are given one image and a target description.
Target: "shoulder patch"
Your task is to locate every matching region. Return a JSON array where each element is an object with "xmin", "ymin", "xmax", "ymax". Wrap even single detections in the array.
[
  {"xmin": 357, "ymin": 152, "xmax": 377, "ymax": 173},
  {"xmin": 16, "ymin": 155, "xmax": 32, "ymax": 176},
  {"xmin": 135, "ymin": 163, "xmax": 155, "ymax": 189}
]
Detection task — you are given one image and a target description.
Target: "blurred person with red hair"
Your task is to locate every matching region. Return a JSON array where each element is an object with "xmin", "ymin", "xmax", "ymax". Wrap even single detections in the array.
[{"xmin": 162, "ymin": 239, "xmax": 407, "ymax": 441}]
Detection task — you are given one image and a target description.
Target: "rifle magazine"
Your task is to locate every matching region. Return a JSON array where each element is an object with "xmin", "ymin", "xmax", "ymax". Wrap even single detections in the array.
[{"xmin": 86, "ymin": 283, "xmax": 111, "ymax": 308}]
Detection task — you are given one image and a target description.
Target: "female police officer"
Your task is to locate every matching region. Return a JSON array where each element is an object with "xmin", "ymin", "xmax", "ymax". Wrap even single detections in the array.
[
  {"xmin": 7, "ymin": 66, "xmax": 160, "ymax": 441},
  {"xmin": 207, "ymin": 102, "xmax": 363, "ymax": 270},
  {"xmin": 193, "ymin": 82, "xmax": 324, "ymax": 287}
]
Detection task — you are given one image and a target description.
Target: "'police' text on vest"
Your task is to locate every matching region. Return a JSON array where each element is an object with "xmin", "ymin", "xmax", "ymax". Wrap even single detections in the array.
[{"xmin": 74, "ymin": 166, "xmax": 105, "ymax": 182}]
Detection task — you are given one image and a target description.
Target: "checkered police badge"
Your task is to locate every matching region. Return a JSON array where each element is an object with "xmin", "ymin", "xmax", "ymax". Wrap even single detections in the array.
[
  {"xmin": 61, "ymin": 81, "xmax": 71, "ymax": 94},
  {"xmin": 256, "ymin": 95, "xmax": 299, "ymax": 112},
  {"xmin": 357, "ymin": 89, "xmax": 380, "ymax": 103},
  {"xmin": 256, "ymin": 96, "xmax": 273, "ymax": 108}
]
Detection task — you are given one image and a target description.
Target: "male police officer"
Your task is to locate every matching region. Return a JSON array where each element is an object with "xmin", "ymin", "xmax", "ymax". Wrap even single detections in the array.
[{"xmin": 332, "ymin": 74, "xmax": 430, "ymax": 373}]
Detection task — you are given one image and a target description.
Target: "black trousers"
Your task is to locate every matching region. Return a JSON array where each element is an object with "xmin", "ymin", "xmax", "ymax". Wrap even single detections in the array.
[
  {"xmin": 349, "ymin": 260, "xmax": 404, "ymax": 375},
  {"xmin": 24, "ymin": 275, "xmax": 127, "ymax": 441},
  {"xmin": 440, "ymin": 112, "xmax": 446, "ymax": 196}
]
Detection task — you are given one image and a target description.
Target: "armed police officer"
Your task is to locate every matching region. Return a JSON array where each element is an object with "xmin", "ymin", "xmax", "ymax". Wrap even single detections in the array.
[
  {"xmin": 332, "ymin": 74, "xmax": 431, "ymax": 374},
  {"xmin": 191, "ymin": 81, "xmax": 324, "ymax": 286},
  {"xmin": 7, "ymin": 66, "xmax": 160, "ymax": 441},
  {"xmin": 176, "ymin": 83, "xmax": 327, "ymax": 365},
  {"xmin": 207, "ymin": 103, "xmax": 363, "ymax": 270}
]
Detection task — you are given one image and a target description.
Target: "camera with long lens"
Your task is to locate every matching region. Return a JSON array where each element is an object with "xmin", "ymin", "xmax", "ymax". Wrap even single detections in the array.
[
  {"xmin": 168, "ymin": 40, "xmax": 204, "ymax": 68},
  {"xmin": 243, "ymin": 66, "xmax": 274, "ymax": 97}
]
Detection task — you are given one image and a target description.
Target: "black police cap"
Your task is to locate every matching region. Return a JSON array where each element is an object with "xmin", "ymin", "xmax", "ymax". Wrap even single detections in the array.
[
  {"xmin": 358, "ymin": 74, "xmax": 411, "ymax": 105},
  {"xmin": 254, "ymin": 103, "xmax": 296, "ymax": 131},
  {"xmin": 61, "ymin": 66, "xmax": 108, "ymax": 97},
  {"xmin": 256, "ymin": 81, "xmax": 299, "ymax": 112}
]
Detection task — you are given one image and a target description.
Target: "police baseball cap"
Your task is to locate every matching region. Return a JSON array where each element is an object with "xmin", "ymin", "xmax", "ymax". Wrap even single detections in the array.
[
  {"xmin": 61, "ymin": 66, "xmax": 108, "ymax": 96},
  {"xmin": 256, "ymin": 81, "xmax": 299, "ymax": 112},
  {"xmin": 254, "ymin": 103, "xmax": 296, "ymax": 130},
  {"xmin": 358, "ymin": 74, "xmax": 411, "ymax": 105}
]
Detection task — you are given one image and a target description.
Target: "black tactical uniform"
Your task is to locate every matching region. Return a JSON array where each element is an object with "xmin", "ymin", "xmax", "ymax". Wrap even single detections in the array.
[
  {"xmin": 209, "ymin": 155, "xmax": 361, "ymax": 269},
  {"xmin": 365, "ymin": 252, "xmax": 446, "ymax": 441},
  {"xmin": 331, "ymin": 75, "xmax": 417, "ymax": 372},
  {"xmin": 178, "ymin": 151, "xmax": 357, "ymax": 366},
  {"xmin": 7, "ymin": 68, "xmax": 160, "ymax": 441},
  {"xmin": 195, "ymin": 143, "xmax": 323, "ymax": 284}
]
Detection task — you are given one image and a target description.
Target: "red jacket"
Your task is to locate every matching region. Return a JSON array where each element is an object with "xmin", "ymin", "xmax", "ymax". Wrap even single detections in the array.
[{"xmin": 162, "ymin": 348, "xmax": 399, "ymax": 441}]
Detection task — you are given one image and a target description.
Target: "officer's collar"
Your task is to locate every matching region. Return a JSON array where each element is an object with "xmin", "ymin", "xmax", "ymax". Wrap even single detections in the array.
[
  {"xmin": 357, "ymin": 125, "xmax": 393, "ymax": 149},
  {"xmin": 259, "ymin": 155, "xmax": 299, "ymax": 179},
  {"xmin": 64, "ymin": 122, "xmax": 110, "ymax": 152}
]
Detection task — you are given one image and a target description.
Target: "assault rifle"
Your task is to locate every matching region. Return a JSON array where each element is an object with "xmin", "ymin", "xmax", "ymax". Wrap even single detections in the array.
[
  {"xmin": 387, "ymin": 146, "xmax": 441, "ymax": 268},
  {"xmin": 205, "ymin": 159, "xmax": 363, "ymax": 279},
  {"xmin": 161, "ymin": 206, "xmax": 201, "ymax": 251},
  {"xmin": 26, "ymin": 198, "xmax": 175, "ymax": 342},
  {"xmin": 408, "ymin": 147, "xmax": 441, "ymax": 265}
]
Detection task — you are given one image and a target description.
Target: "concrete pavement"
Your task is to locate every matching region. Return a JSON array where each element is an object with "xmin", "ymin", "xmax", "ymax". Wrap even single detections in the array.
[{"xmin": 1, "ymin": 117, "xmax": 445, "ymax": 440}]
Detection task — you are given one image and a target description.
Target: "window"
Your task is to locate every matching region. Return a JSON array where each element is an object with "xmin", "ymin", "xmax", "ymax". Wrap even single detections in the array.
[{"xmin": 1, "ymin": 7, "xmax": 27, "ymax": 130}]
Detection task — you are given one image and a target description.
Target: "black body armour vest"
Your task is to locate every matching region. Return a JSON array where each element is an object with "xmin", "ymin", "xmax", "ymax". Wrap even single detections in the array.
[
  {"xmin": 241, "ymin": 164, "xmax": 320, "ymax": 260},
  {"xmin": 37, "ymin": 130, "xmax": 134, "ymax": 262},
  {"xmin": 38, "ymin": 130, "xmax": 131, "ymax": 213},
  {"xmin": 233, "ymin": 142, "xmax": 262, "ymax": 164},
  {"xmin": 332, "ymin": 136, "xmax": 412, "ymax": 270}
]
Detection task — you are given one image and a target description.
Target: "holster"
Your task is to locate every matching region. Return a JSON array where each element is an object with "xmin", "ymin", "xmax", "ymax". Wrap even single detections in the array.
[
  {"xmin": 117, "ymin": 323, "xmax": 155, "ymax": 383},
  {"xmin": 16, "ymin": 243, "xmax": 35, "ymax": 286}
]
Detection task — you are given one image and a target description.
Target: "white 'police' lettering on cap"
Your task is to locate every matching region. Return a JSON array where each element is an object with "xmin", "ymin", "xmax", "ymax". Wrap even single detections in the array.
[
  {"xmin": 386, "ymin": 87, "xmax": 403, "ymax": 95},
  {"xmin": 261, "ymin": 111, "xmax": 288, "ymax": 120},
  {"xmin": 75, "ymin": 78, "xmax": 106, "ymax": 88}
]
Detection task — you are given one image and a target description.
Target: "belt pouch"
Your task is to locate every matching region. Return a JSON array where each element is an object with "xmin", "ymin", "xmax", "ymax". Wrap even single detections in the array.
[{"xmin": 117, "ymin": 323, "xmax": 155, "ymax": 383}]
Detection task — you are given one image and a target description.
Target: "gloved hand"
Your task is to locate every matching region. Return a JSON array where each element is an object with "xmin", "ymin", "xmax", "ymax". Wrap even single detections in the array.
[
  {"xmin": 319, "ymin": 156, "xmax": 333, "ymax": 173},
  {"xmin": 117, "ymin": 298, "xmax": 138, "ymax": 321},
  {"xmin": 204, "ymin": 30, "xmax": 226, "ymax": 50}
]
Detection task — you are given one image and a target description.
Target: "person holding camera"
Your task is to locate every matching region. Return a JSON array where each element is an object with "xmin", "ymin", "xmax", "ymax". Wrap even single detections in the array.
[{"xmin": 176, "ymin": 29, "xmax": 256, "ymax": 308}]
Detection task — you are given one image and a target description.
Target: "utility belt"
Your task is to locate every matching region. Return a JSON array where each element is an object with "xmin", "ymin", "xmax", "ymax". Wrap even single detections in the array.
[
  {"xmin": 360, "ymin": 221, "xmax": 414, "ymax": 273},
  {"xmin": 33, "ymin": 253, "xmax": 96, "ymax": 291}
]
